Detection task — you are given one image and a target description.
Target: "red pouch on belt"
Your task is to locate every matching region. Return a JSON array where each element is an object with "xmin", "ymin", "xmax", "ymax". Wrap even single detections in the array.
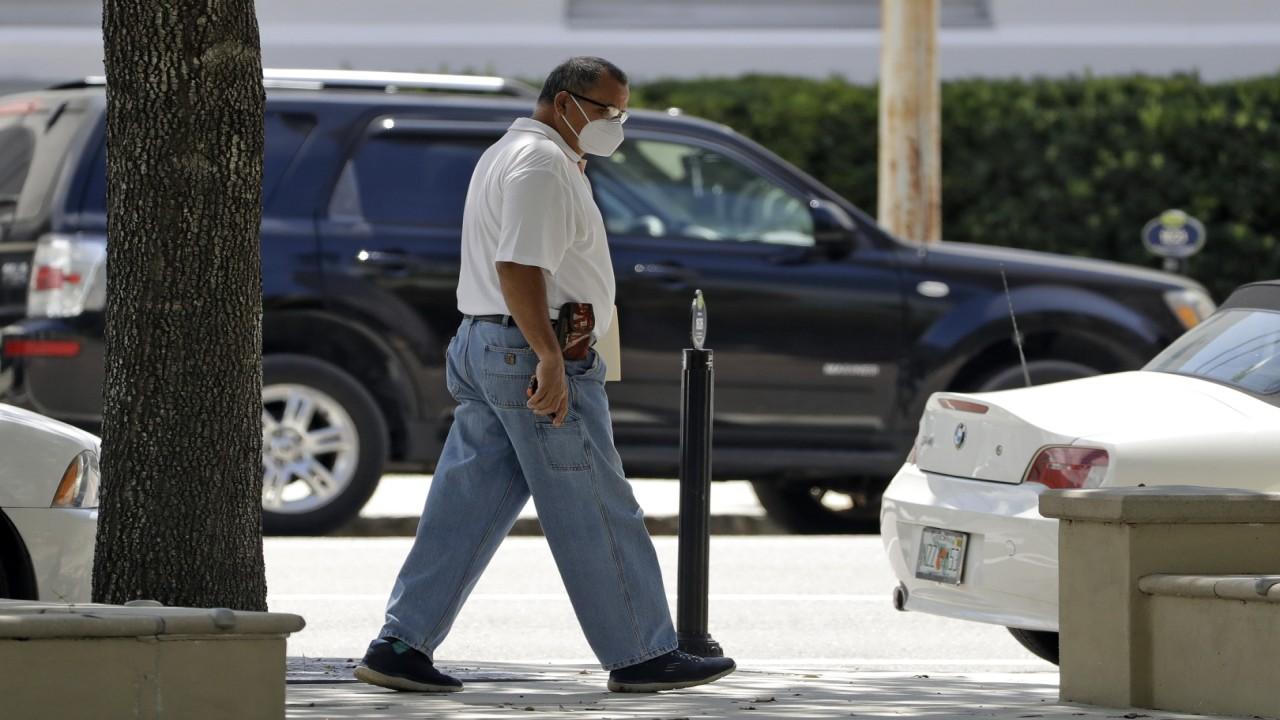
[{"xmin": 556, "ymin": 302, "xmax": 595, "ymax": 361}]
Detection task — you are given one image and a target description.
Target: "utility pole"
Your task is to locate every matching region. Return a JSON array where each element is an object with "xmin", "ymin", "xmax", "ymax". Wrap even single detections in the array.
[{"xmin": 878, "ymin": 0, "xmax": 941, "ymax": 243}]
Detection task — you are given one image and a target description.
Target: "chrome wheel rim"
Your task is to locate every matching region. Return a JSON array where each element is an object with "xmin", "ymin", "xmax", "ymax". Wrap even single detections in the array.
[{"xmin": 261, "ymin": 384, "xmax": 359, "ymax": 514}]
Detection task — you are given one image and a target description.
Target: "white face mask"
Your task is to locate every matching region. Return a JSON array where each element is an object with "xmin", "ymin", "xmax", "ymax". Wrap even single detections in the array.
[{"xmin": 563, "ymin": 95, "xmax": 624, "ymax": 157}]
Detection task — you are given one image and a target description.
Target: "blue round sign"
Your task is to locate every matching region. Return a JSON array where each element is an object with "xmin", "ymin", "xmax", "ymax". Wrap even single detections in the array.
[{"xmin": 1142, "ymin": 209, "xmax": 1206, "ymax": 259}]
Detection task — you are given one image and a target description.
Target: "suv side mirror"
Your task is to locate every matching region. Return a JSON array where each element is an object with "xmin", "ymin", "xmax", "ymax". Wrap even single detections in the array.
[{"xmin": 809, "ymin": 199, "xmax": 857, "ymax": 260}]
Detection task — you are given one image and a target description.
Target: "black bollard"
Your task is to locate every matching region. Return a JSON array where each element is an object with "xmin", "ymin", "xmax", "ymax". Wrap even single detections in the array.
[{"xmin": 677, "ymin": 290, "xmax": 723, "ymax": 657}]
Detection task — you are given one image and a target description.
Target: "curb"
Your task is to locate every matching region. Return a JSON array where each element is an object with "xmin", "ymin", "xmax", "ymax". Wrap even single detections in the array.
[{"xmin": 331, "ymin": 514, "xmax": 781, "ymax": 537}]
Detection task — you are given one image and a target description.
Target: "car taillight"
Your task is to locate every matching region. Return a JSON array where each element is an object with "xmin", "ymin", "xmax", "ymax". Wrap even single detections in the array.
[
  {"xmin": 2, "ymin": 339, "xmax": 82, "ymax": 358},
  {"xmin": 34, "ymin": 266, "xmax": 82, "ymax": 291},
  {"xmin": 1024, "ymin": 447, "xmax": 1109, "ymax": 490},
  {"xmin": 938, "ymin": 398, "xmax": 989, "ymax": 414},
  {"xmin": 27, "ymin": 233, "xmax": 107, "ymax": 318}
]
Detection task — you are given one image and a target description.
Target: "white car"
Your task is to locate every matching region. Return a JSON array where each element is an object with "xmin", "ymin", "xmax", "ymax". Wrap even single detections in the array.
[
  {"xmin": 0, "ymin": 403, "xmax": 99, "ymax": 602},
  {"xmin": 880, "ymin": 280, "xmax": 1280, "ymax": 664}
]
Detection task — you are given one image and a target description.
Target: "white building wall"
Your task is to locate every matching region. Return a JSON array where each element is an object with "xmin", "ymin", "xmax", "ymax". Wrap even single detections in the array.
[{"xmin": 1, "ymin": 0, "xmax": 1278, "ymax": 87}]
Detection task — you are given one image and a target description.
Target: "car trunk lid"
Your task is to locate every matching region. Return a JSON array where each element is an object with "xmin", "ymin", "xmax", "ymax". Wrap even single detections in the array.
[
  {"xmin": 915, "ymin": 393, "xmax": 1074, "ymax": 484},
  {"xmin": 915, "ymin": 371, "xmax": 1250, "ymax": 484}
]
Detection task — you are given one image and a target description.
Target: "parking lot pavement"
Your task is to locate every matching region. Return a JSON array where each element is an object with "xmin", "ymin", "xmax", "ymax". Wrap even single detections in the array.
[{"xmin": 339, "ymin": 475, "xmax": 777, "ymax": 536}]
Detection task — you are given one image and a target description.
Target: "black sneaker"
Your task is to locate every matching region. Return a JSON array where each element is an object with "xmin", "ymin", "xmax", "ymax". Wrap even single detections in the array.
[
  {"xmin": 608, "ymin": 649, "xmax": 736, "ymax": 692},
  {"xmin": 354, "ymin": 638, "xmax": 463, "ymax": 693}
]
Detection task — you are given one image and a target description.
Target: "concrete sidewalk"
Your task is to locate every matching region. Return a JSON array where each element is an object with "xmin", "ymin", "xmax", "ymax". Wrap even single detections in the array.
[{"xmin": 286, "ymin": 658, "xmax": 1231, "ymax": 719}]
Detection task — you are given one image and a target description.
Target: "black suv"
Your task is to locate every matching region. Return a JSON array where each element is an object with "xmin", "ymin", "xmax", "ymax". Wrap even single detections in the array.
[{"xmin": 0, "ymin": 70, "xmax": 1215, "ymax": 534}]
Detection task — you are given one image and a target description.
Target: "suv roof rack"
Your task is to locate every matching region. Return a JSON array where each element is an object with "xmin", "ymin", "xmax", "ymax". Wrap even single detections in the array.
[{"xmin": 49, "ymin": 68, "xmax": 538, "ymax": 98}]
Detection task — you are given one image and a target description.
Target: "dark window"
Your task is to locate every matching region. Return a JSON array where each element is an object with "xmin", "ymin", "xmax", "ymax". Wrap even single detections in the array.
[
  {"xmin": 82, "ymin": 111, "xmax": 316, "ymax": 214},
  {"xmin": 262, "ymin": 112, "xmax": 316, "ymax": 204},
  {"xmin": 587, "ymin": 137, "xmax": 813, "ymax": 247},
  {"xmin": 0, "ymin": 124, "xmax": 36, "ymax": 210},
  {"xmin": 81, "ymin": 144, "xmax": 104, "ymax": 213},
  {"xmin": 0, "ymin": 100, "xmax": 91, "ymax": 221},
  {"xmin": 330, "ymin": 134, "xmax": 489, "ymax": 227}
]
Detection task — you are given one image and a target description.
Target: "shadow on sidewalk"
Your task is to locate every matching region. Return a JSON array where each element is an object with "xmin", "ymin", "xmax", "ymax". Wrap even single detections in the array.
[{"xmin": 284, "ymin": 659, "xmax": 1199, "ymax": 719}]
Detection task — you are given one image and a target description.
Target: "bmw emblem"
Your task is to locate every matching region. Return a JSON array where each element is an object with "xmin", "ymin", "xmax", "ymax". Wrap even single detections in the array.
[{"xmin": 954, "ymin": 423, "xmax": 967, "ymax": 449}]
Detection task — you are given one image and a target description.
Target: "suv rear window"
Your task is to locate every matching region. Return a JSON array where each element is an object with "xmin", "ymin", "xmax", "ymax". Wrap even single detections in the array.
[
  {"xmin": 0, "ymin": 124, "xmax": 36, "ymax": 207},
  {"xmin": 0, "ymin": 95, "xmax": 94, "ymax": 222}
]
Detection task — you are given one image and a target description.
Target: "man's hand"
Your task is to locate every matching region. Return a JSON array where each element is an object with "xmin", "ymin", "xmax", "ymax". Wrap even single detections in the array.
[
  {"xmin": 527, "ymin": 357, "xmax": 569, "ymax": 426},
  {"xmin": 496, "ymin": 260, "xmax": 570, "ymax": 426}
]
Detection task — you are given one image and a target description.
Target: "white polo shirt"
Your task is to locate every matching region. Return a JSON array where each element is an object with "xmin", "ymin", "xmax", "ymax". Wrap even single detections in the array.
[{"xmin": 457, "ymin": 117, "xmax": 615, "ymax": 336}]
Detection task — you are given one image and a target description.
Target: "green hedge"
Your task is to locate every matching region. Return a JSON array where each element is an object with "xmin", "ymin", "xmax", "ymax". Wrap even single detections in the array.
[{"xmin": 633, "ymin": 73, "xmax": 1280, "ymax": 301}]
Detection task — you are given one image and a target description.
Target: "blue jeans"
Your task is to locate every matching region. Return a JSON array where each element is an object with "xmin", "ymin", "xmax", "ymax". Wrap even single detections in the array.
[{"xmin": 380, "ymin": 317, "xmax": 678, "ymax": 670}]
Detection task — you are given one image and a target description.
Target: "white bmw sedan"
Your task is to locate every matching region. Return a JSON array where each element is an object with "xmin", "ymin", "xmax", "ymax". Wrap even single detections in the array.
[
  {"xmin": 0, "ymin": 403, "xmax": 99, "ymax": 602},
  {"xmin": 881, "ymin": 280, "xmax": 1280, "ymax": 664}
]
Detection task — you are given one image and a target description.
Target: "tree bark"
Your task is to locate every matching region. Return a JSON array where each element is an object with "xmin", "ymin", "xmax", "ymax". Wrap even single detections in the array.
[{"xmin": 93, "ymin": 0, "xmax": 267, "ymax": 610}]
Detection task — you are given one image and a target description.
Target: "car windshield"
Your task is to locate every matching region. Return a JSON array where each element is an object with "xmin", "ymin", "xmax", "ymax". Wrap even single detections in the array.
[{"xmin": 1145, "ymin": 308, "xmax": 1280, "ymax": 404}]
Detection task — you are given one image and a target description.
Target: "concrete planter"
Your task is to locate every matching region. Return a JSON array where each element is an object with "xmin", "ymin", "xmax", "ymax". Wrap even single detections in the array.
[
  {"xmin": 1041, "ymin": 486, "xmax": 1280, "ymax": 718},
  {"xmin": 0, "ymin": 599, "xmax": 305, "ymax": 720}
]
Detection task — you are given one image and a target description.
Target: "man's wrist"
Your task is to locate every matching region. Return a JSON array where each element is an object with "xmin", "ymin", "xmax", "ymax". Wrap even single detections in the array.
[{"xmin": 536, "ymin": 349, "xmax": 565, "ymax": 366}]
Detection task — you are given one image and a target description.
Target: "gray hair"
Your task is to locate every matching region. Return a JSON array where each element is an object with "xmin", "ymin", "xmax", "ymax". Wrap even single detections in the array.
[{"xmin": 537, "ymin": 56, "xmax": 628, "ymax": 105}]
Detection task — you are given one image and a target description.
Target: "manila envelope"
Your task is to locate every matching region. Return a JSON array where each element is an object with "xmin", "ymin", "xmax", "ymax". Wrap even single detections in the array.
[{"xmin": 596, "ymin": 305, "xmax": 622, "ymax": 382}]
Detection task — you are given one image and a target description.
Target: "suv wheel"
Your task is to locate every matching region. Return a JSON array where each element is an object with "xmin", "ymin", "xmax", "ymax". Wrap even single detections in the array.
[
  {"xmin": 751, "ymin": 359, "xmax": 1103, "ymax": 534},
  {"xmin": 1007, "ymin": 627, "xmax": 1059, "ymax": 665},
  {"xmin": 261, "ymin": 355, "xmax": 387, "ymax": 535},
  {"xmin": 751, "ymin": 477, "xmax": 881, "ymax": 534}
]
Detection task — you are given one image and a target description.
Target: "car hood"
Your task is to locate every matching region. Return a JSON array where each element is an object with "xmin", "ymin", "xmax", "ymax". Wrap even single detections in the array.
[
  {"xmin": 915, "ymin": 372, "xmax": 1274, "ymax": 485},
  {"xmin": 0, "ymin": 403, "xmax": 100, "ymax": 508},
  {"xmin": 917, "ymin": 241, "xmax": 1203, "ymax": 292}
]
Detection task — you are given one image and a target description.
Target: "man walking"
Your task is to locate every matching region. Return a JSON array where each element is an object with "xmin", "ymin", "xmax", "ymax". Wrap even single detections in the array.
[{"xmin": 355, "ymin": 57, "xmax": 736, "ymax": 694}]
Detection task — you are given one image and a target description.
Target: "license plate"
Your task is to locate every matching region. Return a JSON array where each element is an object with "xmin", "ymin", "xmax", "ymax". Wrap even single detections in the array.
[{"xmin": 914, "ymin": 527, "xmax": 969, "ymax": 585}]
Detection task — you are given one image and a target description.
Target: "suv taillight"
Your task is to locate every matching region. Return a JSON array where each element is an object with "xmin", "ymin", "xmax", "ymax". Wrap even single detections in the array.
[
  {"xmin": 1024, "ymin": 447, "xmax": 1110, "ymax": 490},
  {"xmin": 27, "ymin": 233, "xmax": 106, "ymax": 318}
]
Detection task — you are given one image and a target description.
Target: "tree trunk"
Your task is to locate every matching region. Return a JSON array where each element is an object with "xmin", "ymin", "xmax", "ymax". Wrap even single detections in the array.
[{"xmin": 93, "ymin": 0, "xmax": 267, "ymax": 611}]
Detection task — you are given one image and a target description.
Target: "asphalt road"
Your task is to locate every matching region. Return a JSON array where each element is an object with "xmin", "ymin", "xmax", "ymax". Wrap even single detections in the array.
[{"xmin": 265, "ymin": 535, "xmax": 1053, "ymax": 672}]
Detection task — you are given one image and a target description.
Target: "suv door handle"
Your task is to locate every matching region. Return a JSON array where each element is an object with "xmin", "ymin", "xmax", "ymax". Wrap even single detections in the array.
[
  {"xmin": 633, "ymin": 262, "xmax": 697, "ymax": 288},
  {"xmin": 356, "ymin": 249, "xmax": 414, "ymax": 274}
]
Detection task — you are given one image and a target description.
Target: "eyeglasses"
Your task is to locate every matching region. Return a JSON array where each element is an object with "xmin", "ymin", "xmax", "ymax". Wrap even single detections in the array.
[{"xmin": 565, "ymin": 91, "xmax": 629, "ymax": 124}]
